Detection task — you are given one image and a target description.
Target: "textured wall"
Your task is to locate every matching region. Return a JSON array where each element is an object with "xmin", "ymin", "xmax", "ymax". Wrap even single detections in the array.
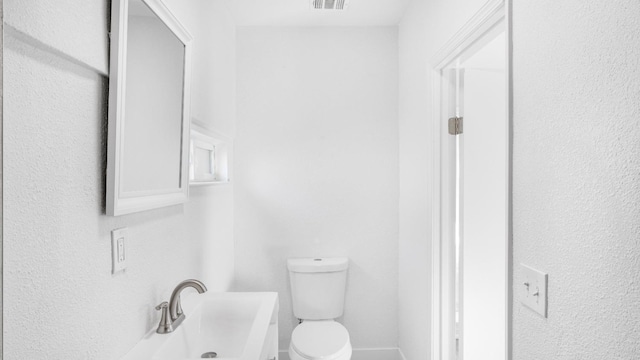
[
  {"xmin": 397, "ymin": 1, "xmax": 488, "ymax": 359},
  {"xmin": 234, "ymin": 27, "xmax": 399, "ymax": 352},
  {"xmin": 512, "ymin": 0, "xmax": 640, "ymax": 359},
  {"xmin": 4, "ymin": 0, "xmax": 109, "ymax": 73},
  {"xmin": 2, "ymin": 1, "xmax": 236, "ymax": 358}
]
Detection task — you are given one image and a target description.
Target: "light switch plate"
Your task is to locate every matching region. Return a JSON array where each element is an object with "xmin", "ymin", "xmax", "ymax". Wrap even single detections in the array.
[
  {"xmin": 520, "ymin": 263, "xmax": 548, "ymax": 317},
  {"xmin": 111, "ymin": 228, "xmax": 127, "ymax": 274}
]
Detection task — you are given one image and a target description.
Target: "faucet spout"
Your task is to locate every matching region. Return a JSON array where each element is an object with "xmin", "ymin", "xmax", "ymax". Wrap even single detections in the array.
[{"xmin": 168, "ymin": 279, "xmax": 207, "ymax": 325}]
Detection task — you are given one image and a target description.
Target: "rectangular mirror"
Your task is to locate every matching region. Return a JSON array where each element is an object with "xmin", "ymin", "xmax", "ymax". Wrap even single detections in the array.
[{"xmin": 106, "ymin": 0, "xmax": 192, "ymax": 216}]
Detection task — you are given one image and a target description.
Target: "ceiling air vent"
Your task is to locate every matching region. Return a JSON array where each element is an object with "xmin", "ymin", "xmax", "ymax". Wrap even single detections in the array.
[{"xmin": 311, "ymin": 0, "xmax": 349, "ymax": 10}]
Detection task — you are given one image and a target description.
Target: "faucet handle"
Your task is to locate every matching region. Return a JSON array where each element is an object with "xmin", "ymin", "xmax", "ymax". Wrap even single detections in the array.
[{"xmin": 155, "ymin": 301, "xmax": 173, "ymax": 334}]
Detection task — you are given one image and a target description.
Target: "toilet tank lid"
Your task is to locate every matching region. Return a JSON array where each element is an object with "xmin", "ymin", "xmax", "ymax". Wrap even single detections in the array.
[{"xmin": 288, "ymin": 257, "xmax": 349, "ymax": 273}]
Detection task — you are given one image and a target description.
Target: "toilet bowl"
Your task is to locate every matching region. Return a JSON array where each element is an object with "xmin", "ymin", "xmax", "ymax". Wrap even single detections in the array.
[{"xmin": 288, "ymin": 320, "xmax": 352, "ymax": 360}]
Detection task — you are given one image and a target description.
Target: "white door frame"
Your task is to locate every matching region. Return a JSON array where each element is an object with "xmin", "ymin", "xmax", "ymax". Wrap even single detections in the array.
[{"xmin": 429, "ymin": 1, "xmax": 512, "ymax": 359}]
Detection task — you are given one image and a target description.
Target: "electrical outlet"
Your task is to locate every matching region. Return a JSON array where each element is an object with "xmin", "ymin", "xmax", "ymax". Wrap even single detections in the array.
[
  {"xmin": 520, "ymin": 263, "xmax": 548, "ymax": 317},
  {"xmin": 111, "ymin": 228, "xmax": 127, "ymax": 274}
]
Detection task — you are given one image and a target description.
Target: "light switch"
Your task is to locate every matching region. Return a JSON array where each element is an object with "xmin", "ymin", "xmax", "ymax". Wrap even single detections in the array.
[
  {"xmin": 111, "ymin": 228, "xmax": 127, "ymax": 274},
  {"xmin": 520, "ymin": 263, "xmax": 548, "ymax": 317}
]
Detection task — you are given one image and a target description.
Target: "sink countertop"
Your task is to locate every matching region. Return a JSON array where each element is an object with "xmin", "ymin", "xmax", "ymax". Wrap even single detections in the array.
[{"xmin": 121, "ymin": 292, "xmax": 278, "ymax": 360}]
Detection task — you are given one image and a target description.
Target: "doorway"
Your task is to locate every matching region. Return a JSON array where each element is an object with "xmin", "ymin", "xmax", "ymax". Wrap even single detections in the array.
[
  {"xmin": 447, "ymin": 30, "xmax": 507, "ymax": 360},
  {"xmin": 430, "ymin": 1, "xmax": 510, "ymax": 359}
]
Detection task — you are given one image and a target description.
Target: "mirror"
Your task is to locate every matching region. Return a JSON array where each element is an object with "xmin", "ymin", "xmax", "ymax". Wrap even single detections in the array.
[{"xmin": 106, "ymin": 0, "xmax": 192, "ymax": 216}]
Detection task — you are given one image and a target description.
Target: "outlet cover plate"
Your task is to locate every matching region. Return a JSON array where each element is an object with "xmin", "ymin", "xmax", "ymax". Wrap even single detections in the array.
[
  {"xmin": 520, "ymin": 263, "xmax": 548, "ymax": 317},
  {"xmin": 111, "ymin": 228, "xmax": 127, "ymax": 274}
]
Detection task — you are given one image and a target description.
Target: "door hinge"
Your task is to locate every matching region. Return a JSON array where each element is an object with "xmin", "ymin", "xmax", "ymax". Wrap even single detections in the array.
[{"xmin": 448, "ymin": 117, "xmax": 463, "ymax": 135}]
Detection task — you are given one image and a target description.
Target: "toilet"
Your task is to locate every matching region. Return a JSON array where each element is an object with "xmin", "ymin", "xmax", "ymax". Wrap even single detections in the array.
[{"xmin": 287, "ymin": 257, "xmax": 352, "ymax": 360}]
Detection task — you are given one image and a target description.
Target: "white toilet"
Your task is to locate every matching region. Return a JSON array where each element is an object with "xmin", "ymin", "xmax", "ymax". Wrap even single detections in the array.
[{"xmin": 287, "ymin": 257, "xmax": 352, "ymax": 360}]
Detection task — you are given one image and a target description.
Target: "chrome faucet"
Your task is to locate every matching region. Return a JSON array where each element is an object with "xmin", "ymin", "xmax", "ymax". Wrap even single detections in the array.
[{"xmin": 156, "ymin": 279, "xmax": 207, "ymax": 334}]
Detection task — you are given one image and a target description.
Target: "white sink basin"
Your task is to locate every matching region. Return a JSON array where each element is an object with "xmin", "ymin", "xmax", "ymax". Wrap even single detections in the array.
[{"xmin": 122, "ymin": 292, "xmax": 279, "ymax": 360}]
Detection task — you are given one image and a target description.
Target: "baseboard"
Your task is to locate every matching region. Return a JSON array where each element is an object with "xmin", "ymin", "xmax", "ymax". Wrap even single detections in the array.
[
  {"xmin": 279, "ymin": 347, "xmax": 403, "ymax": 360},
  {"xmin": 398, "ymin": 348, "xmax": 408, "ymax": 360}
]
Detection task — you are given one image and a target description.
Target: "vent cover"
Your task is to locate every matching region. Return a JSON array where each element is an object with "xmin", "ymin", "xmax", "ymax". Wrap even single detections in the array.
[{"xmin": 311, "ymin": 0, "xmax": 349, "ymax": 10}]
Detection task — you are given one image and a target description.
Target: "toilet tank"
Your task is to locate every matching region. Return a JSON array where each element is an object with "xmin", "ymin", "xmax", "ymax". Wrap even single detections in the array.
[{"xmin": 287, "ymin": 257, "xmax": 349, "ymax": 320}]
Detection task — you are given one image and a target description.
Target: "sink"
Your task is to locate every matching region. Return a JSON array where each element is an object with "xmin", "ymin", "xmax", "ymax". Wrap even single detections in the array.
[{"xmin": 122, "ymin": 292, "xmax": 279, "ymax": 360}]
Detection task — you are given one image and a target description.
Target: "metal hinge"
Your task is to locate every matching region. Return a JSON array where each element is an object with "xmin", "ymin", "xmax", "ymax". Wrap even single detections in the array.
[{"xmin": 448, "ymin": 117, "xmax": 463, "ymax": 135}]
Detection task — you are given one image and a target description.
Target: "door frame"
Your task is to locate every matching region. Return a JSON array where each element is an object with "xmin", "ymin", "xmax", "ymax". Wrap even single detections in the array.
[{"xmin": 429, "ymin": 1, "xmax": 512, "ymax": 359}]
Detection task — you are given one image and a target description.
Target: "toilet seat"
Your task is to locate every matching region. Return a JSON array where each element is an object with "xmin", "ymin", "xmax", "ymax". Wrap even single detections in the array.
[{"xmin": 290, "ymin": 321, "xmax": 352, "ymax": 360}]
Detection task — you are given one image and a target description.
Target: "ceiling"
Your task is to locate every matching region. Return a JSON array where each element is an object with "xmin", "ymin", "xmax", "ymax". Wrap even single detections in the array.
[{"xmin": 224, "ymin": 0, "xmax": 411, "ymax": 27}]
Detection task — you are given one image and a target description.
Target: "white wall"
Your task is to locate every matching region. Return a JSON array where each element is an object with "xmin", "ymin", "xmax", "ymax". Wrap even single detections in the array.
[
  {"xmin": 163, "ymin": 0, "xmax": 237, "ymax": 294},
  {"xmin": 234, "ymin": 27, "xmax": 399, "ymax": 352},
  {"xmin": 2, "ymin": 0, "xmax": 235, "ymax": 358},
  {"xmin": 397, "ymin": 1, "xmax": 488, "ymax": 359},
  {"xmin": 512, "ymin": 0, "xmax": 640, "ymax": 358}
]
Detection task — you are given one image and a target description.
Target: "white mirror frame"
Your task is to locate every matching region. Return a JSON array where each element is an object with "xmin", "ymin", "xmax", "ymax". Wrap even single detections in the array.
[{"xmin": 106, "ymin": 0, "xmax": 193, "ymax": 216}]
